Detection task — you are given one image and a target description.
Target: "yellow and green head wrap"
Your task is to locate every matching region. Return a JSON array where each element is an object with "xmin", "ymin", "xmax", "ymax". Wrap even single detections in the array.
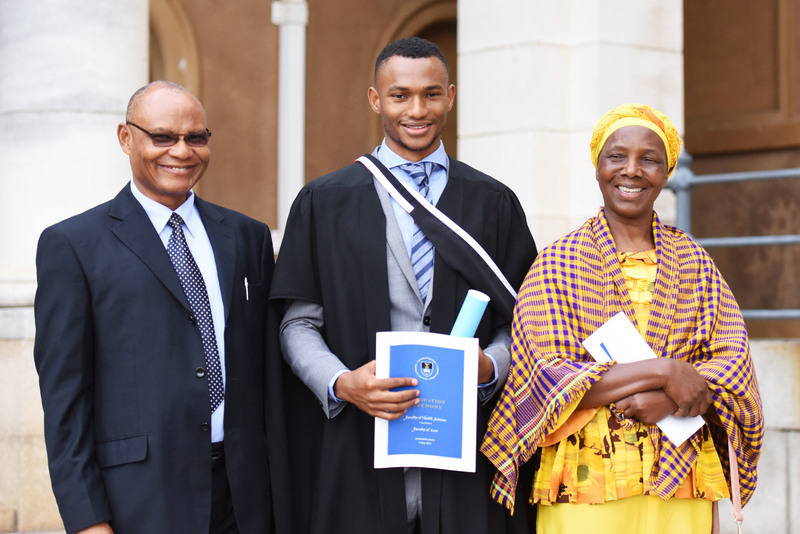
[{"xmin": 589, "ymin": 103, "xmax": 682, "ymax": 177}]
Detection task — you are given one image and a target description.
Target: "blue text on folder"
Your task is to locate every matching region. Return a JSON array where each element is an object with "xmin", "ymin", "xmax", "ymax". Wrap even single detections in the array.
[{"xmin": 387, "ymin": 344, "xmax": 464, "ymax": 458}]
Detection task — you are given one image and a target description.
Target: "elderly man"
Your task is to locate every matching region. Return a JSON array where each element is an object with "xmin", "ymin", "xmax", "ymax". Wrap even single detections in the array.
[{"xmin": 34, "ymin": 81, "xmax": 289, "ymax": 534}]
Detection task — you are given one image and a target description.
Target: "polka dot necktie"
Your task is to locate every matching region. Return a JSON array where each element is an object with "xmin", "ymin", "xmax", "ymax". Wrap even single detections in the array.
[
  {"xmin": 167, "ymin": 213, "xmax": 224, "ymax": 413},
  {"xmin": 400, "ymin": 162, "xmax": 435, "ymax": 301}
]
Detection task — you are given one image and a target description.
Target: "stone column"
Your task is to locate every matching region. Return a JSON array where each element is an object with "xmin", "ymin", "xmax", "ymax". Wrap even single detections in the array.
[
  {"xmin": 0, "ymin": 1, "xmax": 148, "ymax": 530},
  {"xmin": 457, "ymin": 0, "xmax": 683, "ymax": 247},
  {"xmin": 271, "ymin": 0, "xmax": 308, "ymax": 248}
]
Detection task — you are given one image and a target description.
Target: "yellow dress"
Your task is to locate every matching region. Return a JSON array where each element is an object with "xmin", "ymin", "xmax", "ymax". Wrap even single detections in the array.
[{"xmin": 535, "ymin": 251, "xmax": 728, "ymax": 533}]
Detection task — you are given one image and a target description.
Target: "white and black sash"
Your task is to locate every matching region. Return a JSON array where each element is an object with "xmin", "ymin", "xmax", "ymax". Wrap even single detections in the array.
[{"xmin": 357, "ymin": 154, "xmax": 517, "ymax": 321}]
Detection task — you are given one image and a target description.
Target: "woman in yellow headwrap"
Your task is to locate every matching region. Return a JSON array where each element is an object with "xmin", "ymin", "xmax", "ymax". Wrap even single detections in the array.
[{"xmin": 481, "ymin": 104, "xmax": 763, "ymax": 533}]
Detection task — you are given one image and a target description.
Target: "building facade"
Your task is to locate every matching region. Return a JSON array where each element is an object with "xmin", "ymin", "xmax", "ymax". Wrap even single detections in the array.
[{"xmin": 0, "ymin": 0, "xmax": 796, "ymax": 532}]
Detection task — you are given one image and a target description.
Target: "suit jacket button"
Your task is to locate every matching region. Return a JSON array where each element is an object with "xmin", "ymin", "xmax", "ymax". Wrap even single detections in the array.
[
  {"xmin": 189, "ymin": 314, "xmax": 197, "ymax": 325},
  {"xmin": 195, "ymin": 367, "xmax": 206, "ymax": 378},
  {"xmin": 423, "ymin": 316, "xmax": 431, "ymax": 326},
  {"xmin": 200, "ymin": 422, "xmax": 210, "ymax": 432}
]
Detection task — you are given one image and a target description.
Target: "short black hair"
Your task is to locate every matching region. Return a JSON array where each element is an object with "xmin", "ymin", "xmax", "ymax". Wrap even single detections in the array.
[{"xmin": 374, "ymin": 36, "xmax": 449, "ymax": 81}]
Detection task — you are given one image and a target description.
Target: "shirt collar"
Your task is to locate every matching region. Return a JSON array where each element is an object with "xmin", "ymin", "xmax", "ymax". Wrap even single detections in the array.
[
  {"xmin": 129, "ymin": 180, "xmax": 199, "ymax": 237},
  {"xmin": 377, "ymin": 139, "xmax": 449, "ymax": 172}
]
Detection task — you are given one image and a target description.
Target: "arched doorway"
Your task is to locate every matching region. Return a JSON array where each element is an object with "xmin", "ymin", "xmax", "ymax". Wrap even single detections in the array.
[{"xmin": 148, "ymin": 0, "xmax": 201, "ymax": 97}]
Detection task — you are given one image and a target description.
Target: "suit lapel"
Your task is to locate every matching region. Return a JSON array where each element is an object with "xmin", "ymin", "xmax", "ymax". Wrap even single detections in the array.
[
  {"xmin": 373, "ymin": 174, "xmax": 420, "ymax": 298},
  {"xmin": 360, "ymin": 176, "xmax": 392, "ymax": 351},
  {"xmin": 109, "ymin": 186, "xmax": 191, "ymax": 312},
  {"xmin": 196, "ymin": 198, "xmax": 236, "ymax": 323}
]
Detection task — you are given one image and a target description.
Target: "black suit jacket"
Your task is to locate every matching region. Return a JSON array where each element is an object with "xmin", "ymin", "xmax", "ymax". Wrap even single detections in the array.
[{"xmin": 34, "ymin": 186, "xmax": 290, "ymax": 534}]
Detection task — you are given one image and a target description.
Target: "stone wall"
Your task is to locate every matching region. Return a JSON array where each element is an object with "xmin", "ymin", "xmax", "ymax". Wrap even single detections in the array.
[
  {"xmin": 457, "ymin": 0, "xmax": 683, "ymax": 248},
  {"xmin": 722, "ymin": 340, "xmax": 800, "ymax": 534},
  {"xmin": 0, "ymin": 302, "xmax": 61, "ymax": 532}
]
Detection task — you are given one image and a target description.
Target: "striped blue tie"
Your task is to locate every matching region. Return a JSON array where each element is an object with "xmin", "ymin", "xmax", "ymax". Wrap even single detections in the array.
[{"xmin": 401, "ymin": 162, "xmax": 435, "ymax": 302}]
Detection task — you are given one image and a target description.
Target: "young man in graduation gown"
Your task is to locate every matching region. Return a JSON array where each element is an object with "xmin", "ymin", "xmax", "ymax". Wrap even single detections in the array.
[{"xmin": 271, "ymin": 37, "xmax": 537, "ymax": 534}]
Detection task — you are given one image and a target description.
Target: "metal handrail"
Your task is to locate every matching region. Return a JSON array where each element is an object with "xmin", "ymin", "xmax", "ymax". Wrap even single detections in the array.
[
  {"xmin": 696, "ymin": 235, "xmax": 800, "ymax": 248},
  {"xmin": 665, "ymin": 152, "xmax": 800, "ymax": 320}
]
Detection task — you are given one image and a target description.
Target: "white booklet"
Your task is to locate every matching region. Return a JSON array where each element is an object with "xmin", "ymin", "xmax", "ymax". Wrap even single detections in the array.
[
  {"xmin": 374, "ymin": 331, "xmax": 479, "ymax": 472},
  {"xmin": 582, "ymin": 312, "xmax": 705, "ymax": 446}
]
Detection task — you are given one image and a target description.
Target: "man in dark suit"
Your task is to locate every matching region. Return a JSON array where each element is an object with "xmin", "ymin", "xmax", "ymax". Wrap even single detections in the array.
[{"xmin": 34, "ymin": 81, "xmax": 289, "ymax": 534}]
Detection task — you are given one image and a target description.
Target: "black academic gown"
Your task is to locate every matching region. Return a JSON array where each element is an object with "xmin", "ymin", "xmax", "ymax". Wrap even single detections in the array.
[{"xmin": 271, "ymin": 157, "xmax": 538, "ymax": 534}]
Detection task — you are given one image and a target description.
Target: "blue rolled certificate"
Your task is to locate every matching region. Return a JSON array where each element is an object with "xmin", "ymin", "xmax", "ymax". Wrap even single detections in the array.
[{"xmin": 449, "ymin": 289, "xmax": 490, "ymax": 338}]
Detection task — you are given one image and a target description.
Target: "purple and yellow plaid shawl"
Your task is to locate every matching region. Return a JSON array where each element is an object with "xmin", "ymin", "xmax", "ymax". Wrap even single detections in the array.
[{"xmin": 481, "ymin": 209, "xmax": 763, "ymax": 513}]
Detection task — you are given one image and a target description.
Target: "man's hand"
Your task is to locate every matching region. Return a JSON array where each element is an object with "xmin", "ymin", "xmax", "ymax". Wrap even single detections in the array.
[
  {"xmin": 615, "ymin": 390, "xmax": 678, "ymax": 425},
  {"xmin": 77, "ymin": 523, "xmax": 113, "ymax": 534},
  {"xmin": 334, "ymin": 360, "xmax": 420, "ymax": 420},
  {"xmin": 477, "ymin": 348, "xmax": 495, "ymax": 385}
]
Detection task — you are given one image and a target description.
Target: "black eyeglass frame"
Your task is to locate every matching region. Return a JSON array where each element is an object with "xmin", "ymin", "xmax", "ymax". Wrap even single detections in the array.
[{"xmin": 126, "ymin": 121, "xmax": 212, "ymax": 147}]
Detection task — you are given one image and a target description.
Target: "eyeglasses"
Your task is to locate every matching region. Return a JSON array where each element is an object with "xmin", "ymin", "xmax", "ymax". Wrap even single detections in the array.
[{"xmin": 126, "ymin": 121, "xmax": 212, "ymax": 147}]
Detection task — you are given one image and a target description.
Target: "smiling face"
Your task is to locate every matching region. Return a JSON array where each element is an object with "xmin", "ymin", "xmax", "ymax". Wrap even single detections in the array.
[
  {"xmin": 368, "ymin": 55, "xmax": 455, "ymax": 162},
  {"xmin": 595, "ymin": 125, "xmax": 669, "ymax": 227},
  {"xmin": 118, "ymin": 86, "xmax": 210, "ymax": 210}
]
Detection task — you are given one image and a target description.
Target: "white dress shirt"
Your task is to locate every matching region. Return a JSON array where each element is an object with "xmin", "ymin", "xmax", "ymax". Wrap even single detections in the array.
[{"xmin": 130, "ymin": 181, "xmax": 226, "ymax": 442}]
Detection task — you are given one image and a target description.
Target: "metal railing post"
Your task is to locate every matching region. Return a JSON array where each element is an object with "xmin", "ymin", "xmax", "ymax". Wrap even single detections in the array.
[{"xmin": 668, "ymin": 151, "xmax": 694, "ymax": 234}]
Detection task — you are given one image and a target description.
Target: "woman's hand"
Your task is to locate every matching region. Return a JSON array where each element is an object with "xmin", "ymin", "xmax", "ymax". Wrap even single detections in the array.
[
  {"xmin": 577, "ymin": 358, "xmax": 712, "ymax": 419},
  {"xmin": 658, "ymin": 359, "xmax": 713, "ymax": 417},
  {"xmin": 615, "ymin": 389, "xmax": 677, "ymax": 425}
]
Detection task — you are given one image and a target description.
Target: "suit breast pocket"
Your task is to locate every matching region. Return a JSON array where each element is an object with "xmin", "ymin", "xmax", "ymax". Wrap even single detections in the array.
[
  {"xmin": 95, "ymin": 433, "xmax": 148, "ymax": 468},
  {"xmin": 242, "ymin": 276, "xmax": 262, "ymax": 299},
  {"xmin": 240, "ymin": 275, "xmax": 265, "ymax": 311}
]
